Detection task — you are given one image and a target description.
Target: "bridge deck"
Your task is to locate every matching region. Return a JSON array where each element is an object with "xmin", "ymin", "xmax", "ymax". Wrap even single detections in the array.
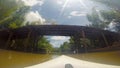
[{"xmin": 0, "ymin": 25, "xmax": 119, "ymax": 41}]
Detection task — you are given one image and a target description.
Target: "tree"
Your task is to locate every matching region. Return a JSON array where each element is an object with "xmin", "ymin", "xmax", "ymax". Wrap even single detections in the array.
[
  {"xmin": 87, "ymin": 8, "xmax": 108, "ymax": 29},
  {"xmin": 90, "ymin": 0, "xmax": 120, "ymax": 32},
  {"xmin": 0, "ymin": 0, "xmax": 19, "ymax": 21},
  {"xmin": 38, "ymin": 37, "xmax": 53, "ymax": 53},
  {"xmin": 0, "ymin": 6, "xmax": 30, "ymax": 29},
  {"xmin": 60, "ymin": 42, "xmax": 71, "ymax": 53},
  {"xmin": 92, "ymin": 0, "xmax": 120, "ymax": 10},
  {"xmin": 0, "ymin": 0, "xmax": 30, "ymax": 29}
]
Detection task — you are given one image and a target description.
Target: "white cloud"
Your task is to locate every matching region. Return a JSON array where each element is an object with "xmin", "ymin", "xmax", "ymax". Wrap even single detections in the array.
[
  {"xmin": 21, "ymin": 0, "xmax": 44, "ymax": 6},
  {"xmin": 48, "ymin": 36, "xmax": 70, "ymax": 47},
  {"xmin": 107, "ymin": 20, "xmax": 117, "ymax": 32},
  {"xmin": 57, "ymin": 0, "xmax": 63, "ymax": 5},
  {"xmin": 69, "ymin": 11, "xmax": 86, "ymax": 17},
  {"xmin": 68, "ymin": 16, "xmax": 72, "ymax": 19},
  {"xmin": 24, "ymin": 11, "xmax": 45, "ymax": 25},
  {"xmin": 50, "ymin": 36, "xmax": 70, "ymax": 41},
  {"xmin": 50, "ymin": 41, "xmax": 64, "ymax": 47}
]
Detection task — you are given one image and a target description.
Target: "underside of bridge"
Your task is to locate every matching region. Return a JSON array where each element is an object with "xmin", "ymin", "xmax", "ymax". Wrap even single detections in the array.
[{"xmin": 0, "ymin": 25, "xmax": 120, "ymax": 53}]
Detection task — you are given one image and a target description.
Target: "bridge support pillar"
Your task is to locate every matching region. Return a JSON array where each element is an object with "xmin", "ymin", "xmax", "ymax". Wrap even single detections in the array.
[
  {"xmin": 24, "ymin": 29, "xmax": 32, "ymax": 52},
  {"xmin": 23, "ymin": 28, "xmax": 43, "ymax": 53},
  {"xmin": 73, "ymin": 34, "xmax": 81, "ymax": 53},
  {"xmin": 5, "ymin": 31, "xmax": 13, "ymax": 49},
  {"xmin": 101, "ymin": 32, "xmax": 109, "ymax": 48},
  {"xmin": 73, "ymin": 30, "xmax": 88, "ymax": 53},
  {"xmin": 32, "ymin": 35, "xmax": 41, "ymax": 52},
  {"xmin": 81, "ymin": 30, "xmax": 88, "ymax": 53}
]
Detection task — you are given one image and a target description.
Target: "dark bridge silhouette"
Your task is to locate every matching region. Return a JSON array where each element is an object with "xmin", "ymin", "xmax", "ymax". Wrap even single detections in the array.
[
  {"xmin": 0, "ymin": 25, "xmax": 120, "ymax": 52},
  {"xmin": 0, "ymin": 25, "xmax": 119, "ymax": 39},
  {"xmin": 12, "ymin": 25, "xmax": 120, "ymax": 39}
]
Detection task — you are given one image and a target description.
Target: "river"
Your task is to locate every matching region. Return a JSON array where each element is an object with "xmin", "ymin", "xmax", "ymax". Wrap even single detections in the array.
[
  {"xmin": 0, "ymin": 49, "xmax": 120, "ymax": 68},
  {"xmin": 0, "ymin": 49, "xmax": 58, "ymax": 68}
]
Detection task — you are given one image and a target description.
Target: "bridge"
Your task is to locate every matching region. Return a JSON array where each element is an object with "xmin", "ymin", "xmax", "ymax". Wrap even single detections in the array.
[
  {"xmin": 10, "ymin": 25, "xmax": 120, "ymax": 39},
  {"xmin": 0, "ymin": 25, "xmax": 120, "ymax": 52}
]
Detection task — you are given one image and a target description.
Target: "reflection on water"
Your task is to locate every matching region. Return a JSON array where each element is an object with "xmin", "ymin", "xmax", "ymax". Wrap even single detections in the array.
[{"xmin": 0, "ymin": 49, "xmax": 56, "ymax": 68}]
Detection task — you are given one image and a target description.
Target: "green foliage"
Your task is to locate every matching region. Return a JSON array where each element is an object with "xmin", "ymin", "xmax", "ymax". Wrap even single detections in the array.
[
  {"xmin": 60, "ymin": 42, "xmax": 71, "ymax": 53},
  {"xmin": 87, "ymin": 9, "xmax": 120, "ymax": 32},
  {"xmin": 80, "ymin": 38, "xmax": 91, "ymax": 47},
  {"xmin": 0, "ymin": 0, "xmax": 18, "ymax": 21},
  {"xmin": 69, "ymin": 36, "xmax": 74, "ymax": 44},
  {"xmin": 90, "ymin": 0, "xmax": 120, "ymax": 32},
  {"xmin": 9, "ymin": 23, "xmax": 18, "ymax": 29},
  {"xmin": 0, "ymin": 0, "xmax": 30, "ymax": 29},
  {"xmin": 101, "ymin": 10, "xmax": 120, "ymax": 32},
  {"xmin": 1, "ymin": 6, "xmax": 30, "ymax": 28},
  {"xmin": 87, "ymin": 8, "xmax": 107, "ymax": 29},
  {"xmin": 92, "ymin": 0, "xmax": 120, "ymax": 10},
  {"xmin": 38, "ymin": 37, "xmax": 53, "ymax": 53},
  {"xmin": 100, "ymin": 10, "xmax": 120, "ymax": 22}
]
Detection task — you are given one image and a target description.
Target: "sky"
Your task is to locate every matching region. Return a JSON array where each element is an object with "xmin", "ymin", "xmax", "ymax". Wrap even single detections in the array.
[{"xmin": 20, "ymin": 0, "xmax": 109, "ymax": 47}]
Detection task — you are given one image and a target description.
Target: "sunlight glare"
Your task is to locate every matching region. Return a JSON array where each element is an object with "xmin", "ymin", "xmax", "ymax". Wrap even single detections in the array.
[
  {"xmin": 60, "ymin": 0, "xmax": 87, "ymax": 16},
  {"xmin": 78, "ymin": 0, "xmax": 87, "ymax": 9},
  {"xmin": 60, "ymin": 0, "xmax": 69, "ymax": 16}
]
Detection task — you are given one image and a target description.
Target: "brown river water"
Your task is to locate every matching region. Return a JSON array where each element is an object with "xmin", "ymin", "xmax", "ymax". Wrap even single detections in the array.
[{"xmin": 0, "ymin": 49, "xmax": 120, "ymax": 68}]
